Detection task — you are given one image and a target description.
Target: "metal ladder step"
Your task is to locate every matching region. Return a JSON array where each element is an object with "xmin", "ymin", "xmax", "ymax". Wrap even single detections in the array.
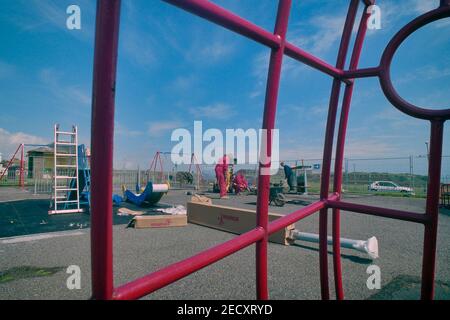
[
  {"xmin": 55, "ymin": 153, "xmax": 77, "ymax": 157},
  {"xmin": 49, "ymin": 209, "xmax": 84, "ymax": 215},
  {"xmin": 56, "ymin": 131, "xmax": 77, "ymax": 135},
  {"xmin": 54, "ymin": 188, "xmax": 78, "ymax": 191},
  {"xmin": 55, "ymin": 142, "xmax": 77, "ymax": 146}
]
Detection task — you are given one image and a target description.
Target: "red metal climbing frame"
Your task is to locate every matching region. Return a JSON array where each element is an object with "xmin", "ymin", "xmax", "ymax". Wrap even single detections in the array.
[
  {"xmin": 90, "ymin": 0, "xmax": 450, "ymax": 300},
  {"xmin": 149, "ymin": 151, "xmax": 164, "ymax": 182}
]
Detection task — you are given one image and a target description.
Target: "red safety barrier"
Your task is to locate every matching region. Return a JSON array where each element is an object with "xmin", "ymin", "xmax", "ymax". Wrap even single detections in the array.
[{"xmin": 90, "ymin": 0, "xmax": 450, "ymax": 300}]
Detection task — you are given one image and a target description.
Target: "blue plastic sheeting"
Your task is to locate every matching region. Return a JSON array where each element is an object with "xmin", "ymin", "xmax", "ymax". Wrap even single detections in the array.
[{"xmin": 124, "ymin": 182, "xmax": 154, "ymax": 206}]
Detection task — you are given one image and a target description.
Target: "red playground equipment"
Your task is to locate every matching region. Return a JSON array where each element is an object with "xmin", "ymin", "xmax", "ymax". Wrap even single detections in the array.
[
  {"xmin": 89, "ymin": 0, "xmax": 450, "ymax": 300},
  {"xmin": 148, "ymin": 151, "xmax": 164, "ymax": 183},
  {"xmin": 0, "ymin": 143, "xmax": 25, "ymax": 188},
  {"xmin": 188, "ymin": 153, "xmax": 204, "ymax": 189},
  {"xmin": 0, "ymin": 143, "xmax": 50, "ymax": 188}
]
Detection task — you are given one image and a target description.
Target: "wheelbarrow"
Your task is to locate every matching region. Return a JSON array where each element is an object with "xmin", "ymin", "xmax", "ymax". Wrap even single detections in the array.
[{"xmin": 269, "ymin": 186, "xmax": 286, "ymax": 207}]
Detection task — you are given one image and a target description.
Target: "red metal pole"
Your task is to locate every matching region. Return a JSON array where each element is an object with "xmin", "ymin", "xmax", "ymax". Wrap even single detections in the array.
[
  {"xmin": 332, "ymin": 4, "xmax": 372, "ymax": 300},
  {"xmin": 149, "ymin": 151, "xmax": 157, "ymax": 181},
  {"xmin": 284, "ymin": 43, "xmax": 346, "ymax": 81},
  {"xmin": 327, "ymin": 200, "xmax": 429, "ymax": 224},
  {"xmin": 318, "ymin": 0, "xmax": 359, "ymax": 300},
  {"xmin": 343, "ymin": 67, "xmax": 380, "ymax": 79},
  {"xmin": 0, "ymin": 144, "xmax": 22, "ymax": 181},
  {"xmin": 421, "ymin": 120, "xmax": 444, "ymax": 300},
  {"xmin": 268, "ymin": 200, "xmax": 328, "ymax": 234},
  {"xmin": 163, "ymin": 0, "xmax": 350, "ymax": 83},
  {"xmin": 158, "ymin": 152, "xmax": 164, "ymax": 182},
  {"xmin": 163, "ymin": 0, "xmax": 281, "ymax": 49},
  {"xmin": 90, "ymin": 0, "xmax": 121, "ymax": 300},
  {"xmin": 255, "ymin": 0, "xmax": 291, "ymax": 300},
  {"xmin": 113, "ymin": 227, "xmax": 265, "ymax": 300}
]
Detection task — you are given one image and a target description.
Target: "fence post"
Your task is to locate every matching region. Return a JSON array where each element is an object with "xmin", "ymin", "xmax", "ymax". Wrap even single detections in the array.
[
  {"xmin": 303, "ymin": 160, "xmax": 308, "ymax": 195},
  {"xmin": 34, "ymin": 171, "xmax": 37, "ymax": 195},
  {"xmin": 409, "ymin": 155, "xmax": 415, "ymax": 193},
  {"xmin": 344, "ymin": 158, "xmax": 348, "ymax": 191},
  {"xmin": 19, "ymin": 143, "xmax": 24, "ymax": 189}
]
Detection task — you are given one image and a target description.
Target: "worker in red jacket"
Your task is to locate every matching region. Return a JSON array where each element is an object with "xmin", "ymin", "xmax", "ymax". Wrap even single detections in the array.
[{"xmin": 215, "ymin": 154, "xmax": 230, "ymax": 199}]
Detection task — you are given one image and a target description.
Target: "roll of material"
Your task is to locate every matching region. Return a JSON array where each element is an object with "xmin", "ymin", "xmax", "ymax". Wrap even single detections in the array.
[
  {"xmin": 291, "ymin": 230, "xmax": 379, "ymax": 259},
  {"xmin": 152, "ymin": 183, "xmax": 169, "ymax": 193}
]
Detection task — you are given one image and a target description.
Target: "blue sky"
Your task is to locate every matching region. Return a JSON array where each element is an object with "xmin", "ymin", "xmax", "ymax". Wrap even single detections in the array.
[{"xmin": 0, "ymin": 0, "xmax": 449, "ymax": 175}]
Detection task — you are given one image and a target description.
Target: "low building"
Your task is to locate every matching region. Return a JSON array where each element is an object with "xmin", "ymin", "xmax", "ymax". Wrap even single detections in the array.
[
  {"xmin": 27, "ymin": 145, "xmax": 54, "ymax": 179},
  {"xmin": 27, "ymin": 144, "xmax": 83, "ymax": 179}
]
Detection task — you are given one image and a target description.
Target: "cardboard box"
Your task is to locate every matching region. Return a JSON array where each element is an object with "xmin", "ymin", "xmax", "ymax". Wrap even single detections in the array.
[
  {"xmin": 131, "ymin": 215, "xmax": 187, "ymax": 229},
  {"xmin": 186, "ymin": 201, "xmax": 294, "ymax": 245}
]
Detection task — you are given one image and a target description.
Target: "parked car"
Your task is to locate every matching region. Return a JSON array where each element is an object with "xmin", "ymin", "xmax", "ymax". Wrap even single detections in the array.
[{"xmin": 369, "ymin": 181, "xmax": 414, "ymax": 194}]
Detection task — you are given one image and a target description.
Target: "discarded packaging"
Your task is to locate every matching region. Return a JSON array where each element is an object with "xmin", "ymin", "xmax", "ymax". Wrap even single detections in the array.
[
  {"xmin": 155, "ymin": 205, "xmax": 187, "ymax": 215},
  {"xmin": 130, "ymin": 215, "xmax": 188, "ymax": 229},
  {"xmin": 186, "ymin": 201, "xmax": 294, "ymax": 245},
  {"xmin": 118, "ymin": 207, "xmax": 145, "ymax": 216}
]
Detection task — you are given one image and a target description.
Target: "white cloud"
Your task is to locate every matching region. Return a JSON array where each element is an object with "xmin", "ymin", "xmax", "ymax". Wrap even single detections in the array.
[
  {"xmin": 66, "ymin": 87, "xmax": 91, "ymax": 106},
  {"xmin": 301, "ymin": 15, "xmax": 346, "ymax": 55},
  {"xmin": 39, "ymin": 68, "xmax": 90, "ymax": 107},
  {"xmin": 279, "ymin": 102, "xmax": 328, "ymax": 120},
  {"xmin": 189, "ymin": 103, "xmax": 236, "ymax": 120},
  {"xmin": 9, "ymin": 0, "xmax": 95, "ymax": 41},
  {"xmin": 199, "ymin": 41, "xmax": 234, "ymax": 61},
  {"xmin": 185, "ymin": 40, "xmax": 236, "ymax": 64},
  {"xmin": 375, "ymin": 107, "xmax": 422, "ymax": 129},
  {"xmin": 375, "ymin": 0, "xmax": 442, "ymax": 33},
  {"xmin": 114, "ymin": 158, "xmax": 139, "ymax": 170},
  {"xmin": 115, "ymin": 122, "xmax": 144, "ymax": 138},
  {"xmin": 279, "ymin": 135, "xmax": 398, "ymax": 161},
  {"xmin": 147, "ymin": 120, "xmax": 184, "ymax": 136},
  {"xmin": 413, "ymin": 0, "xmax": 438, "ymax": 14},
  {"xmin": 0, "ymin": 128, "xmax": 48, "ymax": 159},
  {"xmin": 250, "ymin": 52, "xmax": 307, "ymax": 99},
  {"xmin": 396, "ymin": 64, "xmax": 450, "ymax": 85},
  {"xmin": 170, "ymin": 75, "xmax": 197, "ymax": 92},
  {"xmin": 249, "ymin": 51, "xmax": 269, "ymax": 99},
  {"xmin": 122, "ymin": 31, "xmax": 157, "ymax": 67},
  {"xmin": 344, "ymin": 138, "xmax": 396, "ymax": 158},
  {"xmin": 119, "ymin": 0, "xmax": 159, "ymax": 67}
]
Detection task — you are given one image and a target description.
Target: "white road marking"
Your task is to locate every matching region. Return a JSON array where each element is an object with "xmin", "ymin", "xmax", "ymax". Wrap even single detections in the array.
[{"xmin": 0, "ymin": 231, "xmax": 85, "ymax": 244}]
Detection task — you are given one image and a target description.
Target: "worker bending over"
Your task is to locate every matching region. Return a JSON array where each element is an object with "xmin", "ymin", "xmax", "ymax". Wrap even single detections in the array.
[
  {"xmin": 280, "ymin": 162, "xmax": 303, "ymax": 191},
  {"xmin": 232, "ymin": 172, "xmax": 249, "ymax": 195}
]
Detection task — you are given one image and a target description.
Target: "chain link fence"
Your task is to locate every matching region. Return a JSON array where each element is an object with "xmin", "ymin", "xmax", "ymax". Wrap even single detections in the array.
[{"xmin": 1, "ymin": 154, "xmax": 449, "ymax": 198}]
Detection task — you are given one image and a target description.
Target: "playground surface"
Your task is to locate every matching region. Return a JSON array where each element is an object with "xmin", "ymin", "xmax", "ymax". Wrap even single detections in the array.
[{"xmin": 0, "ymin": 188, "xmax": 449, "ymax": 300}]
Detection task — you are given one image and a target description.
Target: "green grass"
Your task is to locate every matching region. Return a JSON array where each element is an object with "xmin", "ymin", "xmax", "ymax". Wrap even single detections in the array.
[
  {"xmin": 0, "ymin": 266, "xmax": 65, "ymax": 284},
  {"xmin": 304, "ymin": 180, "xmax": 427, "ymax": 198}
]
